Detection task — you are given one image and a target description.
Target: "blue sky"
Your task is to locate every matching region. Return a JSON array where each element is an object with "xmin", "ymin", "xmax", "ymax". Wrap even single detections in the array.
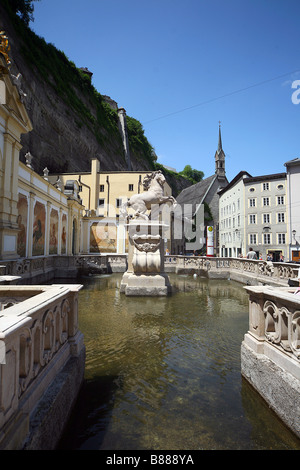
[{"xmin": 30, "ymin": 0, "xmax": 300, "ymax": 182}]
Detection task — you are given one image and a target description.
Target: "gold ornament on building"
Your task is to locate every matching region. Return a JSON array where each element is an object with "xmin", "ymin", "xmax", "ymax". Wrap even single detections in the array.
[{"xmin": 0, "ymin": 30, "xmax": 11, "ymax": 72}]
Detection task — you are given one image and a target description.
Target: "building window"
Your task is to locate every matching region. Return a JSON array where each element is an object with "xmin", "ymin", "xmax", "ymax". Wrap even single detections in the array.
[
  {"xmin": 249, "ymin": 187, "xmax": 255, "ymax": 192},
  {"xmin": 277, "ymin": 213, "xmax": 285, "ymax": 223},
  {"xmin": 249, "ymin": 214, "xmax": 256, "ymax": 224},
  {"xmin": 263, "ymin": 197, "xmax": 270, "ymax": 206},
  {"xmin": 100, "ymin": 184, "xmax": 105, "ymax": 192},
  {"xmin": 98, "ymin": 198, "xmax": 105, "ymax": 208},
  {"xmin": 263, "ymin": 182, "xmax": 269, "ymax": 191},
  {"xmin": 263, "ymin": 233, "xmax": 271, "ymax": 244},
  {"xmin": 249, "ymin": 198, "xmax": 256, "ymax": 207},
  {"xmin": 250, "ymin": 234, "xmax": 257, "ymax": 244},
  {"xmin": 263, "ymin": 213, "xmax": 270, "ymax": 224},
  {"xmin": 277, "ymin": 196, "xmax": 284, "ymax": 205},
  {"xmin": 129, "ymin": 184, "xmax": 134, "ymax": 191},
  {"xmin": 278, "ymin": 233, "xmax": 286, "ymax": 244},
  {"xmin": 116, "ymin": 198, "xmax": 122, "ymax": 208},
  {"xmin": 277, "ymin": 184, "xmax": 284, "ymax": 190}
]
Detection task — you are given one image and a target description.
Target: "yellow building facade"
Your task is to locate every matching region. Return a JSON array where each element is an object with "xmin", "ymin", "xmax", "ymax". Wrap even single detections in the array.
[{"xmin": 49, "ymin": 159, "xmax": 173, "ymax": 254}]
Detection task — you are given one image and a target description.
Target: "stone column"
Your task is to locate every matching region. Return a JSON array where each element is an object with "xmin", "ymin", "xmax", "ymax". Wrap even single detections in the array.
[
  {"xmin": 0, "ymin": 133, "xmax": 20, "ymax": 258},
  {"xmin": 45, "ymin": 201, "xmax": 51, "ymax": 255},
  {"xmin": 90, "ymin": 158, "xmax": 100, "ymax": 212},
  {"xmin": 58, "ymin": 207, "xmax": 62, "ymax": 255},
  {"xmin": 27, "ymin": 192, "xmax": 35, "ymax": 257}
]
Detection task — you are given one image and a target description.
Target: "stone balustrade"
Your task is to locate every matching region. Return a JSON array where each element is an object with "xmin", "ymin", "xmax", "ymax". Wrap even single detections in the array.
[
  {"xmin": 0, "ymin": 254, "xmax": 128, "ymax": 283},
  {"xmin": 0, "ymin": 255, "xmax": 298, "ymax": 287},
  {"xmin": 0, "ymin": 254, "xmax": 298, "ymax": 289},
  {"xmin": 1, "ymin": 256, "xmax": 80, "ymax": 284},
  {"xmin": 0, "ymin": 283, "xmax": 85, "ymax": 449},
  {"xmin": 243, "ymin": 285, "xmax": 300, "ymax": 364},
  {"xmin": 241, "ymin": 284, "xmax": 300, "ymax": 438},
  {"xmin": 164, "ymin": 255, "xmax": 300, "ymax": 287}
]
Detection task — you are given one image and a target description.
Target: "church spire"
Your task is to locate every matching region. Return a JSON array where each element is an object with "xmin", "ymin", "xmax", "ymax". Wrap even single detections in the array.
[
  {"xmin": 217, "ymin": 120, "xmax": 222, "ymax": 154},
  {"xmin": 215, "ymin": 121, "xmax": 226, "ymax": 179}
]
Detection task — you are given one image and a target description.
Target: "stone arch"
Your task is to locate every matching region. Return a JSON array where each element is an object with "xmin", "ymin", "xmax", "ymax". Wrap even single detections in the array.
[
  {"xmin": 291, "ymin": 311, "xmax": 300, "ymax": 358},
  {"xmin": 263, "ymin": 300, "xmax": 279, "ymax": 343},
  {"xmin": 32, "ymin": 201, "xmax": 45, "ymax": 256}
]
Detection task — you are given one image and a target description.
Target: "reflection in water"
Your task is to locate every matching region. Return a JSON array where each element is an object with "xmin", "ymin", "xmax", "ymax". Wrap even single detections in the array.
[{"xmin": 58, "ymin": 274, "xmax": 300, "ymax": 450}]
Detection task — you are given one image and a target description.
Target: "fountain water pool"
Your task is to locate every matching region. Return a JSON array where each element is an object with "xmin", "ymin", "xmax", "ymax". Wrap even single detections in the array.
[{"xmin": 58, "ymin": 273, "xmax": 300, "ymax": 450}]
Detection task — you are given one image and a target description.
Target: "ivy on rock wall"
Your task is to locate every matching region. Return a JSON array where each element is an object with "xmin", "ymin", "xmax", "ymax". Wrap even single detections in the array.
[
  {"xmin": 0, "ymin": 0, "xmax": 157, "ymax": 170},
  {"xmin": 11, "ymin": 17, "xmax": 120, "ymax": 144},
  {"xmin": 126, "ymin": 116, "xmax": 156, "ymax": 169}
]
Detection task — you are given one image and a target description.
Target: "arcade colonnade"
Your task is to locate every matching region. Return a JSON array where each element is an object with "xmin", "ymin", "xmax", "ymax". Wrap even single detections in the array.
[{"xmin": 15, "ymin": 160, "xmax": 82, "ymax": 260}]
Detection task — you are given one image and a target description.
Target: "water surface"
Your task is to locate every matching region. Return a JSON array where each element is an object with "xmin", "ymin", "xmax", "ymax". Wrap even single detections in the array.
[{"xmin": 58, "ymin": 273, "xmax": 300, "ymax": 450}]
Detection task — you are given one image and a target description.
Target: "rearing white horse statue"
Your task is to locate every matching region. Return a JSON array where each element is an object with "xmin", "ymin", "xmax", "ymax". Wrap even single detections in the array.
[{"xmin": 120, "ymin": 170, "xmax": 177, "ymax": 220}]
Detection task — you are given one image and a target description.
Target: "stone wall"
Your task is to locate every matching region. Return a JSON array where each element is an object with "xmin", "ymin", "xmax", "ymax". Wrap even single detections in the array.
[
  {"xmin": 241, "ymin": 285, "xmax": 300, "ymax": 438},
  {"xmin": 0, "ymin": 284, "xmax": 85, "ymax": 449}
]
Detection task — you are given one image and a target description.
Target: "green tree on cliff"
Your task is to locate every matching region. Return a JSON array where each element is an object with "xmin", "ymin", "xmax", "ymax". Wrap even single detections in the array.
[
  {"xmin": 1, "ymin": 0, "xmax": 40, "ymax": 25},
  {"xmin": 179, "ymin": 165, "xmax": 204, "ymax": 184}
]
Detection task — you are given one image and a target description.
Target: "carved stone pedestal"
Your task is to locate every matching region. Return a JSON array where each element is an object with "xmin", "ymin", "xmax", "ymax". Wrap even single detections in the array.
[{"xmin": 120, "ymin": 221, "xmax": 171, "ymax": 296}]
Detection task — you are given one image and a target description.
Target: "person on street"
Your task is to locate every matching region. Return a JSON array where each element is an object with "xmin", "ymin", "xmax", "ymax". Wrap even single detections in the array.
[{"xmin": 246, "ymin": 247, "xmax": 257, "ymax": 260}]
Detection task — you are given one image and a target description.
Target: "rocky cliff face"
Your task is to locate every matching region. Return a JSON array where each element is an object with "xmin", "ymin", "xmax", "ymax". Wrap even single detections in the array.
[{"xmin": 0, "ymin": 4, "xmax": 191, "ymax": 195}]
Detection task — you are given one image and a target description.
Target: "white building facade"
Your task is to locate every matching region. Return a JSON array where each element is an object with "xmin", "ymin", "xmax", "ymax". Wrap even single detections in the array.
[
  {"xmin": 243, "ymin": 173, "xmax": 288, "ymax": 261},
  {"xmin": 219, "ymin": 172, "xmax": 250, "ymax": 258},
  {"xmin": 219, "ymin": 171, "xmax": 289, "ymax": 261},
  {"xmin": 285, "ymin": 158, "xmax": 300, "ymax": 261}
]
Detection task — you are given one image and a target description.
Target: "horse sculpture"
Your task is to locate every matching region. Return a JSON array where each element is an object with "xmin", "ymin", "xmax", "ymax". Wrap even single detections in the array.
[{"xmin": 120, "ymin": 170, "xmax": 177, "ymax": 220}]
